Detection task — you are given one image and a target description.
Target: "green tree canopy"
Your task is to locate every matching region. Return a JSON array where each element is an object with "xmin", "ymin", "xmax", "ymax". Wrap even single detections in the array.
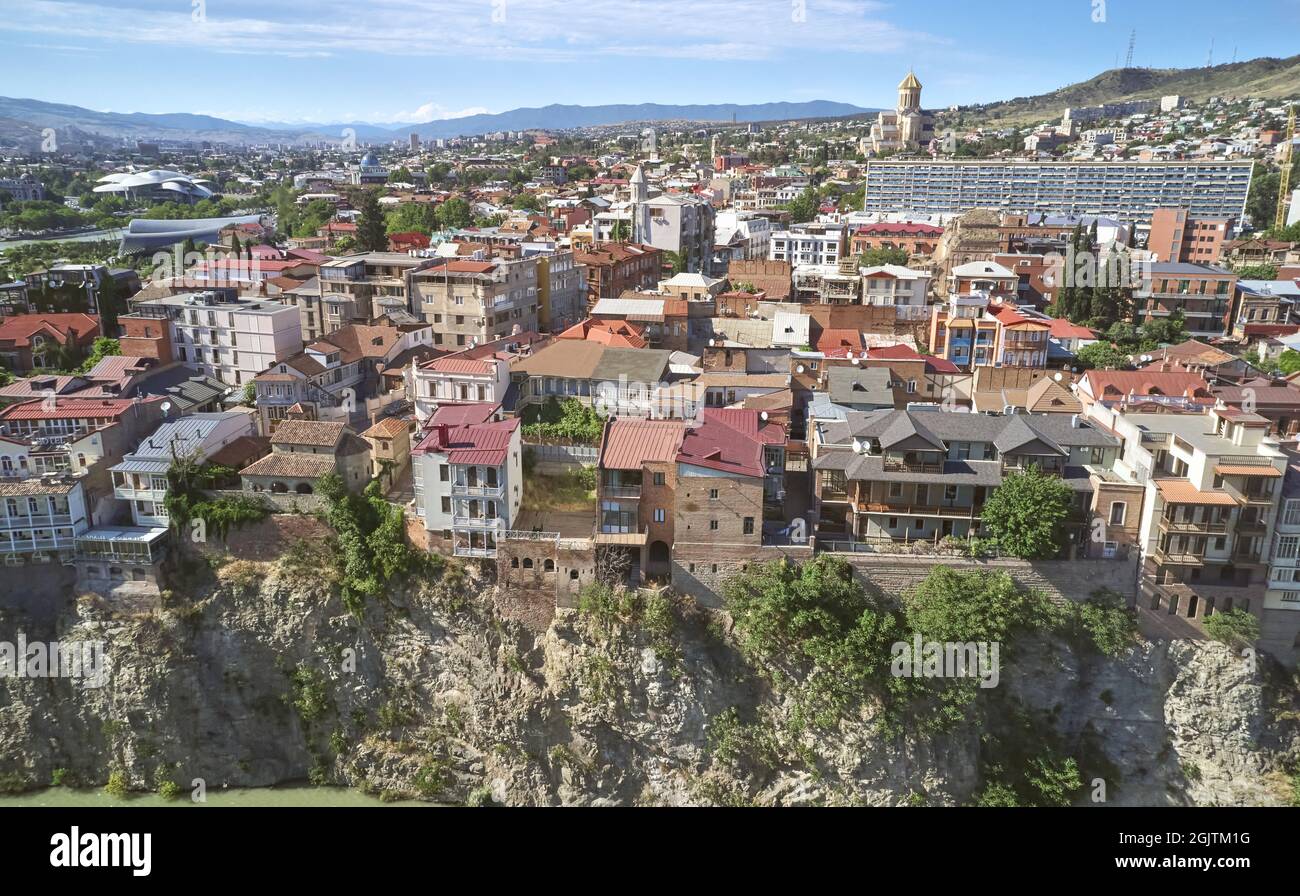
[
  {"xmin": 353, "ymin": 190, "xmax": 389, "ymax": 252},
  {"xmin": 979, "ymin": 468, "xmax": 1075, "ymax": 560}
]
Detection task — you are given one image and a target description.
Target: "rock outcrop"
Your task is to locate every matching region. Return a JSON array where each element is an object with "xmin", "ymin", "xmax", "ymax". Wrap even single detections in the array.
[{"xmin": 0, "ymin": 559, "xmax": 1296, "ymax": 806}]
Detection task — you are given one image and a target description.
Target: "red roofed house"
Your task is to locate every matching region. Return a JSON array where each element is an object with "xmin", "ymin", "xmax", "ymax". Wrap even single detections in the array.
[
  {"xmin": 0, "ymin": 313, "xmax": 100, "ymax": 373},
  {"xmin": 596, "ymin": 408, "xmax": 785, "ymax": 582},
  {"xmin": 1075, "ymin": 364, "xmax": 1214, "ymax": 413},
  {"xmin": 410, "ymin": 409, "xmax": 522, "ymax": 557},
  {"xmin": 556, "ymin": 317, "xmax": 647, "ymax": 349},
  {"xmin": 412, "ymin": 331, "xmax": 547, "ymax": 421},
  {"xmin": 849, "ymin": 222, "xmax": 944, "ymax": 258},
  {"xmin": 1048, "ymin": 318, "xmax": 1100, "ymax": 353},
  {"xmin": 388, "ymin": 231, "xmax": 431, "ymax": 252}
]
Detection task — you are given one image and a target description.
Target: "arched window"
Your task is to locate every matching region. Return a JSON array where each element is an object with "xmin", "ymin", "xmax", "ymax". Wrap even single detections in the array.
[
  {"xmin": 510, "ymin": 557, "xmax": 519, "ymax": 568},
  {"xmin": 544, "ymin": 559, "xmax": 555, "ymax": 572},
  {"xmin": 522, "ymin": 558, "xmax": 534, "ymax": 569},
  {"xmin": 569, "ymin": 569, "xmax": 579, "ymax": 580}
]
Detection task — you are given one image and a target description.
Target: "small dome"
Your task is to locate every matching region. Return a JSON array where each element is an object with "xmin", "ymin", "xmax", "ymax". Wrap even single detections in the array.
[
  {"xmin": 898, "ymin": 71, "xmax": 922, "ymax": 90},
  {"xmin": 360, "ymin": 152, "xmax": 379, "ymax": 167}
]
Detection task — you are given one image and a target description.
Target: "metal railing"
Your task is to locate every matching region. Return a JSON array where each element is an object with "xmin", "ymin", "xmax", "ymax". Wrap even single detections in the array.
[{"xmin": 452, "ymin": 516, "xmax": 504, "ymax": 530}]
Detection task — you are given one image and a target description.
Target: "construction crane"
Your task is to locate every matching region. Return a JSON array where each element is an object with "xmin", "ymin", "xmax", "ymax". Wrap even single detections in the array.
[{"xmin": 1277, "ymin": 103, "xmax": 1296, "ymax": 231}]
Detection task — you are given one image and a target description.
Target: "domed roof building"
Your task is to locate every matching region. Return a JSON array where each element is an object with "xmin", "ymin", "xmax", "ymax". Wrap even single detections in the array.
[{"xmin": 351, "ymin": 152, "xmax": 389, "ymax": 186}]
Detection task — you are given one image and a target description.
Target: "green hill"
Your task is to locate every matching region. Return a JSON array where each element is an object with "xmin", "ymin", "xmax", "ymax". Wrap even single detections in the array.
[{"xmin": 941, "ymin": 55, "xmax": 1300, "ymax": 129}]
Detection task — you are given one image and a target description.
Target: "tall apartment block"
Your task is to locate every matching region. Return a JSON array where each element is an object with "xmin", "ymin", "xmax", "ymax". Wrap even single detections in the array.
[
  {"xmin": 121, "ymin": 289, "xmax": 302, "ymax": 386},
  {"xmin": 1148, "ymin": 208, "xmax": 1232, "ymax": 264},
  {"xmin": 860, "ymin": 160, "xmax": 1254, "ymax": 223}
]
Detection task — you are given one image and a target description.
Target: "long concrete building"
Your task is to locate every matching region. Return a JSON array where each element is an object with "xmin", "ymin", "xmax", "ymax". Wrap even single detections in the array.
[{"xmin": 860, "ymin": 160, "xmax": 1254, "ymax": 223}]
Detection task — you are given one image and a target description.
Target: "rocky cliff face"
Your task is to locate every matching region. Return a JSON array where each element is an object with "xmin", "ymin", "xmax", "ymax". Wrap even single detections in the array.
[{"xmin": 0, "ymin": 559, "xmax": 1296, "ymax": 806}]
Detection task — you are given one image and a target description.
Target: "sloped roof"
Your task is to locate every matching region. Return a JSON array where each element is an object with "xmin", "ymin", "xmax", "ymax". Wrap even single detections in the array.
[
  {"xmin": 270, "ymin": 419, "xmax": 345, "ymax": 448},
  {"xmin": 599, "ymin": 419, "xmax": 685, "ymax": 470}
]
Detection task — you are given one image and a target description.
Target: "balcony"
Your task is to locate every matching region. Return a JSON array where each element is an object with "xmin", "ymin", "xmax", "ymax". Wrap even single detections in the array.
[
  {"xmin": 882, "ymin": 460, "xmax": 943, "ymax": 474},
  {"xmin": 858, "ymin": 502, "xmax": 982, "ymax": 519},
  {"xmin": 453, "ymin": 516, "xmax": 505, "ymax": 531},
  {"xmin": 451, "ymin": 482, "xmax": 504, "ymax": 499},
  {"xmin": 602, "ymin": 485, "xmax": 642, "ymax": 500},
  {"xmin": 1158, "ymin": 515, "xmax": 1228, "ymax": 535},
  {"xmin": 1153, "ymin": 547, "xmax": 1205, "ymax": 566},
  {"xmin": 453, "ymin": 545, "xmax": 496, "ymax": 558}
]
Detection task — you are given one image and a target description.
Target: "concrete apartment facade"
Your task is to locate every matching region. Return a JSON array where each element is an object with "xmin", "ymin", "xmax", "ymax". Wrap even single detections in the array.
[{"xmin": 860, "ymin": 160, "xmax": 1254, "ymax": 222}]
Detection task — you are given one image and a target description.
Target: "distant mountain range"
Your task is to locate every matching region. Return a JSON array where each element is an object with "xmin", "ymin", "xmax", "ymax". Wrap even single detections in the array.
[
  {"xmin": 0, "ymin": 97, "xmax": 874, "ymax": 149},
  {"xmin": 941, "ymin": 53, "xmax": 1300, "ymax": 128}
]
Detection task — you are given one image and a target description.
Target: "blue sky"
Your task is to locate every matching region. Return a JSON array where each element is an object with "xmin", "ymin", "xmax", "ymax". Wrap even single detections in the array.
[{"xmin": 4, "ymin": 0, "xmax": 1299, "ymax": 125}]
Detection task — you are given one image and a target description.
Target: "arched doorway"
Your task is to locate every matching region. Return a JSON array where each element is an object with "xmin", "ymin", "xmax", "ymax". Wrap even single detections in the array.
[{"xmin": 646, "ymin": 540, "xmax": 671, "ymax": 579}]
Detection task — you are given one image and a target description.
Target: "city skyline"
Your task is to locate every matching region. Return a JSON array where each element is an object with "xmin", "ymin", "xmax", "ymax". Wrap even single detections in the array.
[{"xmin": 3, "ymin": 0, "xmax": 1299, "ymax": 125}]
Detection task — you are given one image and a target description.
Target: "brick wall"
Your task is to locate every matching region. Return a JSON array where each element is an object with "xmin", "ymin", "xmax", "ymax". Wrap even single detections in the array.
[{"xmin": 675, "ymin": 472, "xmax": 764, "ymax": 547}]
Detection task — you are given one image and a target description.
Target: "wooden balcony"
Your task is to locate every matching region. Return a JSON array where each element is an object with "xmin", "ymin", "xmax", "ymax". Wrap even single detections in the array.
[
  {"xmin": 857, "ymin": 502, "xmax": 982, "ymax": 519},
  {"xmin": 1158, "ymin": 515, "xmax": 1228, "ymax": 535}
]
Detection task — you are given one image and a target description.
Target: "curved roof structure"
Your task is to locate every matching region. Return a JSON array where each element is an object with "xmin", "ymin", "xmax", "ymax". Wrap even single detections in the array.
[
  {"xmin": 94, "ymin": 169, "xmax": 215, "ymax": 201},
  {"xmin": 118, "ymin": 214, "xmax": 265, "ymax": 254}
]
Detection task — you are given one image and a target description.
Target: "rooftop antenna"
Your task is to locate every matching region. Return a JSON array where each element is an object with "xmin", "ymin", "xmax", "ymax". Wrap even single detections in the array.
[
  {"xmin": 1125, "ymin": 29, "xmax": 1135, "ymax": 68},
  {"xmin": 1207, "ymin": 38, "xmax": 1214, "ymax": 67}
]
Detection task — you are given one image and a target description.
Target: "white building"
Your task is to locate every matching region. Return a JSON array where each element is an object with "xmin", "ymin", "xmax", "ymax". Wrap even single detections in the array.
[
  {"xmin": 0, "ymin": 476, "xmax": 89, "ymax": 563},
  {"xmin": 860, "ymin": 264, "xmax": 932, "ymax": 307},
  {"xmin": 410, "ymin": 408, "xmax": 523, "ymax": 558},
  {"xmin": 713, "ymin": 210, "xmax": 772, "ymax": 266},
  {"xmin": 127, "ymin": 290, "xmax": 302, "ymax": 387},
  {"xmin": 770, "ymin": 224, "xmax": 844, "ymax": 266}
]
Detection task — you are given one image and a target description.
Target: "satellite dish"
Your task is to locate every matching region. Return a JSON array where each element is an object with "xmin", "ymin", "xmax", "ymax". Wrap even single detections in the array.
[
  {"xmin": 796, "ymin": 364, "xmax": 805, "ymax": 374},
  {"xmin": 851, "ymin": 357, "xmax": 860, "ymax": 365},
  {"xmin": 160, "ymin": 401, "xmax": 172, "ymax": 417},
  {"xmin": 852, "ymin": 437, "xmax": 863, "ymax": 453},
  {"xmin": 760, "ymin": 411, "xmax": 769, "ymax": 421},
  {"xmin": 1054, "ymin": 372, "xmax": 1063, "ymax": 381}
]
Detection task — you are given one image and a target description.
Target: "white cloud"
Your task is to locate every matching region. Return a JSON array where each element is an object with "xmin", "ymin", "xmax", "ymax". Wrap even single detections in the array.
[
  {"xmin": 385, "ymin": 102, "xmax": 492, "ymax": 124},
  {"xmin": 1, "ymin": 0, "xmax": 945, "ymax": 63}
]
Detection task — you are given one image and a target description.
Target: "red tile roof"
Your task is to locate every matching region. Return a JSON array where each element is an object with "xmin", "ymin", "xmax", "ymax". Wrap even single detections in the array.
[
  {"xmin": 815, "ymin": 329, "xmax": 864, "ymax": 358},
  {"xmin": 1084, "ymin": 370, "xmax": 1211, "ymax": 399},
  {"xmin": 556, "ymin": 318, "xmax": 647, "ymax": 349},
  {"xmin": 854, "ymin": 222, "xmax": 943, "ymax": 236},
  {"xmin": 1048, "ymin": 319, "xmax": 1098, "ymax": 340},
  {"xmin": 0, "ymin": 313, "xmax": 100, "ymax": 348},
  {"xmin": 0, "ymin": 396, "xmax": 159, "ymax": 420}
]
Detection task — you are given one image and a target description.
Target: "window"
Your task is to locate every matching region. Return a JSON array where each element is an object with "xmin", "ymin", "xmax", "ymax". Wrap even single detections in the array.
[
  {"xmin": 1277, "ymin": 536, "xmax": 1300, "ymax": 560},
  {"xmin": 709, "ymin": 520, "xmax": 719, "ymax": 531},
  {"xmin": 1283, "ymin": 499, "xmax": 1300, "ymax": 526},
  {"xmin": 440, "ymin": 497, "xmax": 451, "ymax": 514},
  {"xmin": 709, "ymin": 488, "xmax": 719, "ymax": 500},
  {"xmin": 1109, "ymin": 502, "xmax": 1126, "ymax": 526},
  {"xmin": 653, "ymin": 472, "xmax": 665, "ymax": 486},
  {"xmin": 743, "ymin": 517, "xmax": 754, "ymax": 535},
  {"xmin": 439, "ymin": 464, "xmax": 449, "ymax": 482},
  {"xmin": 888, "ymin": 482, "xmax": 903, "ymax": 498}
]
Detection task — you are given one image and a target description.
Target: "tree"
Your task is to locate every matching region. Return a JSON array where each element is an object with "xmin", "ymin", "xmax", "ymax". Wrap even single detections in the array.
[
  {"xmin": 1202, "ymin": 608, "xmax": 1260, "ymax": 648},
  {"xmin": 782, "ymin": 187, "xmax": 818, "ymax": 224},
  {"xmin": 353, "ymin": 190, "xmax": 389, "ymax": 252},
  {"xmin": 1277, "ymin": 349, "xmax": 1300, "ymax": 376},
  {"xmin": 859, "ymin": 247, "xmax": 909, "ymax": 267},
  {"xmin": 1074, "ymin": 341, "xmax": 1130, "ymax": 370},
  {"xmin": 434, "ymin": 197, "xmax": 472, "ymax": 230},
  {"xmin": 77, "ymin": 337, "xmax": 120, "ymax": 374},
  {"xmin": 979, "ymin": 467, "xmax": 1074, "ymax": 560},
  {"xmin": 1139, "ymin": 309, "xmax": 1188, "ymax": 347},
  {"xmin": 1234, "ymin": 263, "xmax": 1278, "ymax": 281}
]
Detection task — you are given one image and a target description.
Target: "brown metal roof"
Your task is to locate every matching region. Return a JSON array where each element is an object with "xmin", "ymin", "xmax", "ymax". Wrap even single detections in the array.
[{"xmin": 600, "ymin": 419, "xmax": 685, "ymax": 470}]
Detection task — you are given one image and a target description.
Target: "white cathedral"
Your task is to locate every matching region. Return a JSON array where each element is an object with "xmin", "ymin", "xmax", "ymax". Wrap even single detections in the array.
[{"xmin": 866, "ymin": 71, "xmax": 935, "ymax": 154}]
